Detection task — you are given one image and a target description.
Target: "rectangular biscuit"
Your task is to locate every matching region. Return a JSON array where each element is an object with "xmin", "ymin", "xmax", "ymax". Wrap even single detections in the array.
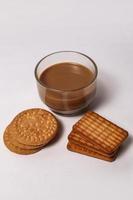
[
  {"xmin": 73, "ymin": 112, "xmax": 128, "ymax": 154},
  {"xmin": 68, "ymin": 131, "xmax": 117, "ymax": 155},
  {"xmin": 68, "ymin": 132, "xmax": 118, "ymax": 157},
  {"xmin": 67, "ymin": 142, "xmax": 117, "ymax": 162},
  {"xmin": 71, "ymin": 131, "xmax": 108, "ymax": 153}
]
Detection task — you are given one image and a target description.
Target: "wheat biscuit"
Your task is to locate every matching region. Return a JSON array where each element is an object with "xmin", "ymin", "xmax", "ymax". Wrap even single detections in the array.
[
  {"xmin": 73, "ymin": 112, "xmax": 128, "ymax": 154},
  {"xmin": 10, "ymin": 108, "xmax": 58, "ymax": 146},
  {"xmin": 72, "ymin": 131, "xmax": 108, "ymax": 153},
  {"xmin": 68, "ymin": 131, "xmax": 114, "ymax": 154},
  {"xmin": 3, "ymin": 130, "xmax": 41, "ymax": 155},
  {"xmin": 67, "ymin": 142, "xmax": 117, "ymax": 162},
  {"xmin": 4, "ymin": 125, "xmax": 44, "ymax": 150},
  {"xmin": 68, "ymin": 132, "xmax": 118, "ymax": 157}
]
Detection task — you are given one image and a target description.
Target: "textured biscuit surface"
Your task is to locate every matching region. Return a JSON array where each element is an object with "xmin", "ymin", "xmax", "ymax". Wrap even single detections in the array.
[
  {"xmin": 67, "ymin": 142, "xmax": 117, "ymax": 162},
  {"xmin": 5, "ymin": 125, "xmax": 44, "ymax": 150},
  {"xmin": 3, "ymin": 129, "xmax": 41, "ymax": 155},
  {"xmin": 3, "ymin": 108, "xmax": 59, "ymax": 155},
  {"xmin": 69, "ymin": 131, "xmax": 109, "ymax": 153},
  {"xmin": 68, "ymin": 131, "xmax": 118, "ymax": 157},
  {"xmin": 73, "ymin": 112, "xmax": 128, "ymax": 153},
  {"xmin": 11, "ymin": 108, "xmax": 58, "ymax": 146}
]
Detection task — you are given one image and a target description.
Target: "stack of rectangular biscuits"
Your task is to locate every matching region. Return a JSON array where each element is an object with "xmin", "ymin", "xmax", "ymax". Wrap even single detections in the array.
[{"xmin": 67, "ymin": 112, "xmax": 128, "ymax": 162}]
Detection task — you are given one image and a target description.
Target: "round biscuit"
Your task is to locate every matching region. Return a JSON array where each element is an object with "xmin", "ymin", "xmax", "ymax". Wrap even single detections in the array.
[
  {"xmin": 5, "ymin": 125, "xmax": 45, "ymax": 150},
  {"xmin": 10, "ymin": 108, "xmax": 58, "ymax": 146},
  {"xmin": 3, "ymin": 130, "xmax": 42, "ymax": 155}
]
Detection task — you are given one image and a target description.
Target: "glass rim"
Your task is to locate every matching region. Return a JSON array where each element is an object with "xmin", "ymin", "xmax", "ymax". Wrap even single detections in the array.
[{"xmin": 34, "ymin": 50, "xmax": 98, "ymax": 92}]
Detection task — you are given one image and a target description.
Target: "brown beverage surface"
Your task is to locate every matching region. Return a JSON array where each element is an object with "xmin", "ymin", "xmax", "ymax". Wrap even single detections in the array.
[{"xmin": 39, "ymin": 62, "xmax": 94, "ymax": 91}]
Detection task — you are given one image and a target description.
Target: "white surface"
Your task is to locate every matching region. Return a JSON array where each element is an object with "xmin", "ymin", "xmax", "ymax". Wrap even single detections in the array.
[{"xmin": 0, "ymin": 1, "xmax": 133, "ymax": 200}]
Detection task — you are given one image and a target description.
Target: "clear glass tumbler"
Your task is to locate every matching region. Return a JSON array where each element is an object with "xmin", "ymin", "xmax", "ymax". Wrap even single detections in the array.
[{"xmin": 35, "ymin": 51, "xmax": 98, "ymax": 115}]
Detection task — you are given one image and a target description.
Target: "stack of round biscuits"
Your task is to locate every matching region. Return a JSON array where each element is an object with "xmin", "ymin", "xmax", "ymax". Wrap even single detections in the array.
[{"xmin": 3, "ymin": 108, "xmax": 58, "ymax": 155}]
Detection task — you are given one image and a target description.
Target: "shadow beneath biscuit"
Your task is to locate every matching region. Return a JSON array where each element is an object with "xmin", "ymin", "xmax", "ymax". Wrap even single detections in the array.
[
  {"xmin": 45, "ymin": 118, "xmax": 64, "ymax": 147},
  {"xmin": 117, "ymin": 134, "xmax": 133, "ymax": 159}
]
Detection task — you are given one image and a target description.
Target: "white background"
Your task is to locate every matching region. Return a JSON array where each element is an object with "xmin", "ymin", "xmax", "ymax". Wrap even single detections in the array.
[{"xmin": 0, "ymin": 0, "xmax": 133, "ymax": 200}]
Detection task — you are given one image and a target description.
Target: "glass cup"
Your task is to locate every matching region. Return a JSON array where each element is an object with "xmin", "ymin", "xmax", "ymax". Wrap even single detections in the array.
[{"xmin": 35, "ymin": 51, "xmax": 98, "ymax": 115}]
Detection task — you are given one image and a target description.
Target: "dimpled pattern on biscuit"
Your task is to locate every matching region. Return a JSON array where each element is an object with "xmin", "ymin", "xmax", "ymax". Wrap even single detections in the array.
[
  {"xmin": 5, "ymin": 125, "xmax": 45, "ymax": 150},
  {"xmin": 12, "ymin": 109, "xmax": 58, "ymax": 146},
  {"xmin": 3, "ymin": 129, "xmax": 41, "ymax": 155}
]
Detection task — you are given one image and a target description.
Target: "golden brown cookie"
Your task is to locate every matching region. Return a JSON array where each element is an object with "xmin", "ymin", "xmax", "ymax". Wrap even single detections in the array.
[
  {"xmin": 68, "ymin": 131, "xmax": 118, "ymax": 157},
  {"xmin": 68, "ymin": 131, "xmax": 110, "ymax": 154},
  {"xmin": 10, "ymin": 108, "xmax": 58, "ymax": 146},
  {"xmin": 67, "ymin": 142, "xmax": 117, "ymax": 162},
  {"xmin": 73, "ymin": 112, "xmax": 128, "ymax": 154},
  {"xmin": 4, "ymin": 125, "xmax": 44, "ymax": 150},
  {"xmin": 3, "ymin": 130, "xmax": 42, "ymax": 155}
]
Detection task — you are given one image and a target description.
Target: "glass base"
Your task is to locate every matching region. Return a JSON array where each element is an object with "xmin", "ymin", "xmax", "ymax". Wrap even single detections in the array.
[{"xmin": 47, "ymin": 101, "xmax": 92, "ymax": 116}]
